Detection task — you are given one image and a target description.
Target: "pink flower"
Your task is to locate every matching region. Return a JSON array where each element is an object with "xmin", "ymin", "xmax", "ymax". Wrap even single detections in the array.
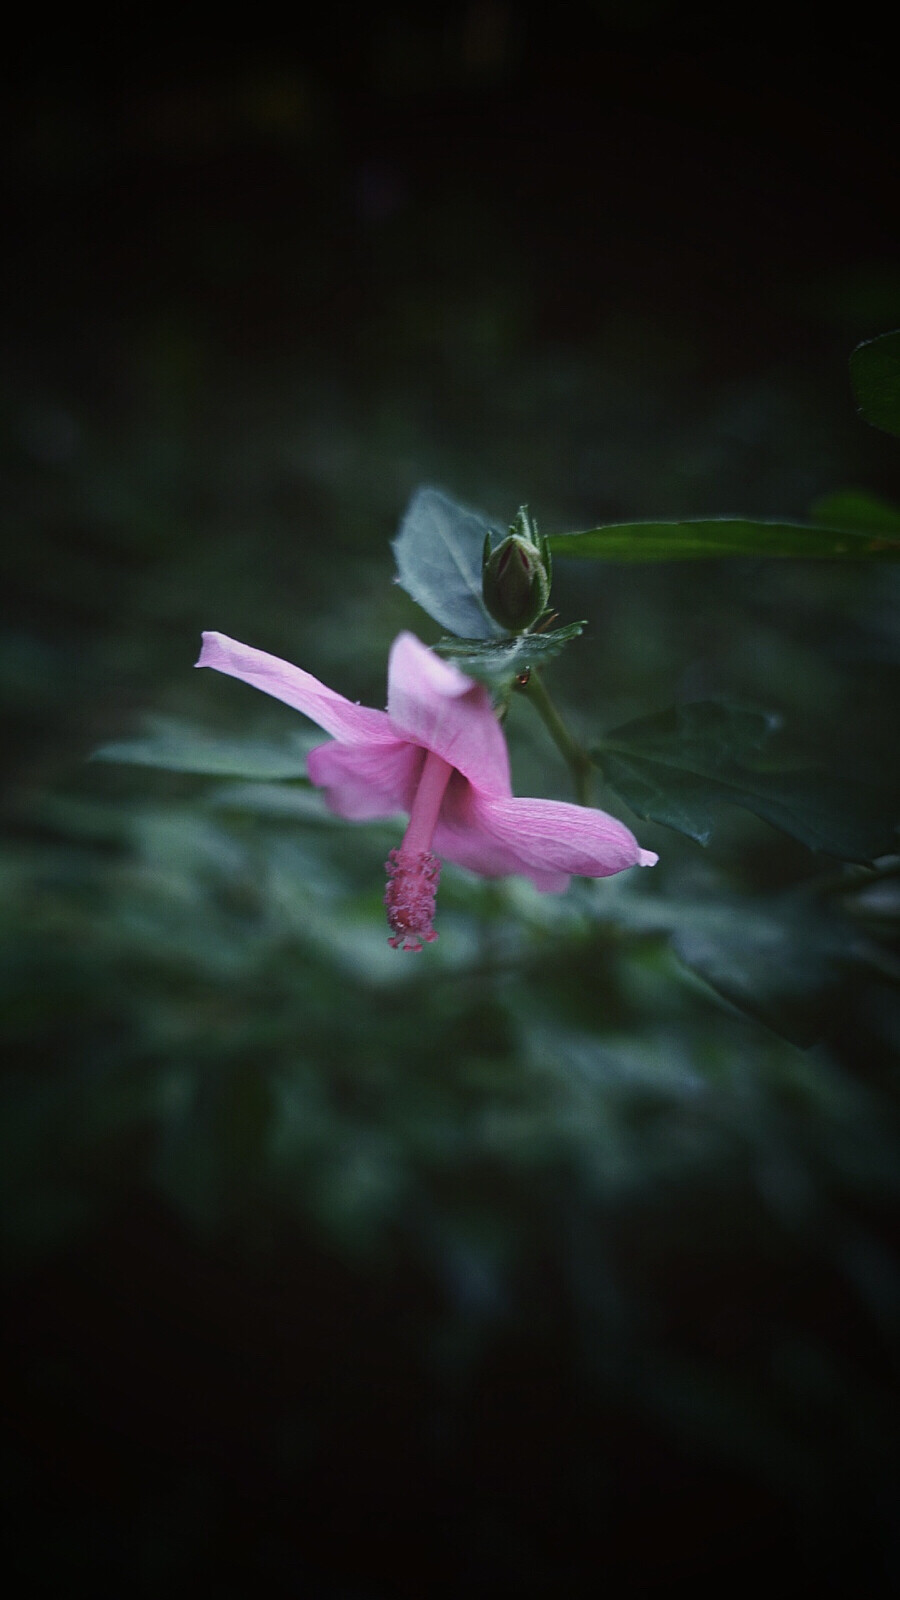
[{"xmin": 196, "ymin": 631, "xmax": 657, "ymax": 950}]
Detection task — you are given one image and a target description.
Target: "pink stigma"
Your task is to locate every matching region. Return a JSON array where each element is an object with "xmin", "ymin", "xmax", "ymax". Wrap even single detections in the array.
[
  {"xmin": 384, "ymin": 748, "xmax": 453, "ymax": 951},
  {"xmin": 384, "ymin": 848, "xmax": 441, "ymax": 951}
]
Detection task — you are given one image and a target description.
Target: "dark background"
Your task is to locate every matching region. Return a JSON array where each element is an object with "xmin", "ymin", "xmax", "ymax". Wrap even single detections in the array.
[{"xmin": 3, "ymin": 9, "xmax": 900, "ymax": 1595}]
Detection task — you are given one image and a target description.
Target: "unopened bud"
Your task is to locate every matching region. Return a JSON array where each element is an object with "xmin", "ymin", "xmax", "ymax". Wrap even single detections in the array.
[{"xmin": 482, "ymin": 509, "xmax": 551, "ymax": 632}]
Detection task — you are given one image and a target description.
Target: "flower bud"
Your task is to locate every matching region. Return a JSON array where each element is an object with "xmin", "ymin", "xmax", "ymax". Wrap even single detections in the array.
[{"xmin": 482, "ymin": 510, "xmax": 551, "ymax": 632}]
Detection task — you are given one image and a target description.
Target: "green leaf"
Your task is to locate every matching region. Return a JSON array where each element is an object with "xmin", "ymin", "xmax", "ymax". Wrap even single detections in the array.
[
  {"xmin": 433, "ymin": 622, "xmax": 585, "ymax": 690},
  {"xmin": 92, "ymin": 714, "xmax": 314, "ymax": 778},
  {"xmin": 594, "ymin": 879, "xmax": 860, "ymax": 1045},
  {"xmin": 548, "ymin": 517, "xmax": 900, "ymax": 562},
  {"xmin": 809, "ymin": 488, "xmax": 900, "ymax": 537},
  {"xmin": 850, "ymin": 329, "xmax": 900, "ymax": 437},
  {"xmin": 392, "ymin": 486, "xmax": 505, "ymax": 637},
  {"xmin": 593, "ymin": 702, "xmax": 897, "ymax": 863},
  {"xmin": 670, "ymin": 894, "xmax": 845, "ymax": 1047}
]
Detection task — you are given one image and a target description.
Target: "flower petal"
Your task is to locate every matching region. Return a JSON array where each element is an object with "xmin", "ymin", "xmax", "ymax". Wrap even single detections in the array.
[
  {"xmin": 196, "ymin": 632, "xmax": 397, "ymax": 743},
  {"xmin": 432, "ymin": 817, "xmax": 568, "ymax": 890},
  {"xmin": 430, "ymin": 773, "xmax": 566, "ymax": 888},
  {"xmin": 434, "ymin": 776, "xmax": 656, "ymax": 889},
  {"xmin": 307, "ymin": 739, "xmax": 423, "ymax": 820},
  {"xmin": 386, "ymin": 632, "xmax": 511, "ymax": 795}
]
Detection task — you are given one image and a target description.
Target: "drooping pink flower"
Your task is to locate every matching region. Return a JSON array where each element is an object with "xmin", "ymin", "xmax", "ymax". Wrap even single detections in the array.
[{"xmin": 196, "ymin": 631, "xmax": 657, "ymax": 950}]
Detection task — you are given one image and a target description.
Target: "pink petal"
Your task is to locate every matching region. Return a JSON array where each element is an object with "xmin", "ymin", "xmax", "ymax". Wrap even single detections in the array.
[
  {"xmin": 431, "ymin": 773, "xmax": 568, "ymax": 888},
  {"xmin": 434, "ymin": 777, "xmax": 656, "ymax": 890},
  {"xmin": 386, "ymin": 633, "xmax": 511, "ymax": 796},
  {"xmin": 307, "ymin": 738, "xmax": 423, "ymax": 820},
  {"xmin": 432, "ymin": 816, "xmax": 569, "ymax": 891},
  {"xmin": 196, "ymin": 632, "xmax": 397, "ymax": 743}
]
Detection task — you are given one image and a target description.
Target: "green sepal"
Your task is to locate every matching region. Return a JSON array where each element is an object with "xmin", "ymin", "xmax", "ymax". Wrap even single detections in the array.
[{"xmin": 434, "ymin": 622, "xmax": 585, "ymax": 692}]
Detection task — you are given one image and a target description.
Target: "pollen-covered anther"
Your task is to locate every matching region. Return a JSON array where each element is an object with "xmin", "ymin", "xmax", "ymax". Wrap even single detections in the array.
[{"xmin": 384, "ymin": 848, "xmax": 441, "ymax": 952}]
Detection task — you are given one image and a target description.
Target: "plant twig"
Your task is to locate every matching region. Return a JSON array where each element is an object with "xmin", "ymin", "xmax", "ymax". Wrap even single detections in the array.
[{"xmin": 524, "ymin": 670, "xmax": 594, "ymax": 806}]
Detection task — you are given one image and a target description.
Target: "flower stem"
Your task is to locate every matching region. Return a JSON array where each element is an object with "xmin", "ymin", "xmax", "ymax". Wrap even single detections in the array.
[{"xmin": 524, "ymin": 670, "xmax": 594, "ymax": 806}]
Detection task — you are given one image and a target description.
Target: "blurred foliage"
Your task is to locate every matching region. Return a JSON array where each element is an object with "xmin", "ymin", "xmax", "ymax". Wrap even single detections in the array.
[{"xmin": 2, "ymin": 19, "xmax": 900, "ymax": 1595}]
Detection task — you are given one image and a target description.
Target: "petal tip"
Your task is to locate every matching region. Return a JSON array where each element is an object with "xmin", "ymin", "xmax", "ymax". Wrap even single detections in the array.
[
  {"xmin": 388, "ymin": 631, "xmax": 473, "ymax": 701},
  {"xmin": 638, "ymin": 849, "xmax": 659, "ymax": 867},
  {"xmin": 195, "ymin": 630, "xmax": 222, "ymax": 669}
]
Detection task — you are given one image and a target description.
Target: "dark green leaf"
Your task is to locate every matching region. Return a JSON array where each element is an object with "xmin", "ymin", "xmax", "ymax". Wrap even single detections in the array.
[
  {"xmin": 850, "ymin": 329, "xmax": 900, "ymax": 437},
  {"xmin": 548, "ymin": 517, "xmax": 900, "ymax": 562},
  {"xmin": 593, "ymin": 702, "xmax": 897, "ymax": 863},
  {"xmin": 92, "ymin": 714, "xmax": 314, "ymax": 778},
  {"xmin": 392, "ymin": 486, "xmax": 505, "ymax": 637},
  {"xmin": 596, "ymin": 880, "xmax": 860, "ymax": 1046},
  {"xmin": 434, "ymin": 622, "xmax": 585, "ymax": 689},
  {"xmin": 670, "ymin": 894, "xmax": 845, "ymax": 1046}
]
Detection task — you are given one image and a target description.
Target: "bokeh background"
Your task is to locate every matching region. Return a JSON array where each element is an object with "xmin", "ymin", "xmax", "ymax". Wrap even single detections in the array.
[{"xmin": 3, "ymin": 11, "xmax": 900, "ymax": 1594}]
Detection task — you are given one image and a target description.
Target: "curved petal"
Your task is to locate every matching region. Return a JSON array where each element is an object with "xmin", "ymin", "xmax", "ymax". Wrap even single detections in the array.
[
  {"xmin": 307, "ymin": 739, "xmax": 423, "ymax": 820},
  {"xmin": 434, "ymin": 776, "xmax": 656, "ymax": 889},
  {"xmin": 196, "ymin": 632, "xmax": 397, "ymax": 744},
  {"xmin": 386, "ymin": 633, "xmax": 511, "ymax": 796},
  {"xmin": 432, "ymin": 774, "xmax": 569, "ymax": 890},
  {"xmin": 432, "ymin": 817, "xmax": 569, "ymax": 891}
]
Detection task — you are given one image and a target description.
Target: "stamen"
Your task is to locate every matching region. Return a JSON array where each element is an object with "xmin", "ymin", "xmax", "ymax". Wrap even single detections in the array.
[
  {"xmin": 384, "ymin": 749, "xmax": 453, "ymax": 950},
  {"xmin": 384, "ymin": 849, "xmax": 441, "ymax": 951}
]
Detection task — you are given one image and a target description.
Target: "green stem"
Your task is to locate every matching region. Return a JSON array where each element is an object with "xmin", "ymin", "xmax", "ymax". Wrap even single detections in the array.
[{"xmin": 525, "ymin": 670, "xmax": 594, "ymax": 806}]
